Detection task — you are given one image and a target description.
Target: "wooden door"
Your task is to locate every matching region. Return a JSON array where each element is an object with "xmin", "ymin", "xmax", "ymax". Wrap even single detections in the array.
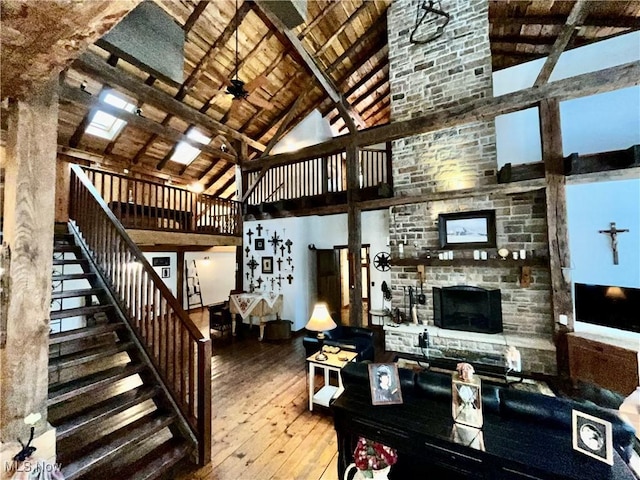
[{"xmin": 316, "ymin": 249, "xmax": 341, "ymax": 320}]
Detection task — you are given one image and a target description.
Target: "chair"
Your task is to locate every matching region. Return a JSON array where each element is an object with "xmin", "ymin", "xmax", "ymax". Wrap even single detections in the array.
[{"xmin": 209, "ymin": 301, "xmax": 233, "ymax": 339}]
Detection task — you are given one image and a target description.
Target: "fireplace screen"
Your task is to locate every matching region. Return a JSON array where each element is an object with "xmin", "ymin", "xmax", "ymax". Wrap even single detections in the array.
[{"xmin": 433, "ymin": 286, "xmax": 502, "ymax": 334}]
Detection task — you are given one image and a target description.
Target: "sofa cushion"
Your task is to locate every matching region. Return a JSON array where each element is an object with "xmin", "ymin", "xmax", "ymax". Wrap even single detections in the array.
[
  {"xmin": 500, "ymin": 388, "xmax": 636, "ymax": 460},
  {"xmin": 416, "ymin": 371, "xmax": 452, "ymax": 401}
]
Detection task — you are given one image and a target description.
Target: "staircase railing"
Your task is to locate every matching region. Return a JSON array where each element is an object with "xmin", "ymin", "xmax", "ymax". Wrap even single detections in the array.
[{"xmin": 68, "ymin": 164, "xmax": 211, "ymax": 465}]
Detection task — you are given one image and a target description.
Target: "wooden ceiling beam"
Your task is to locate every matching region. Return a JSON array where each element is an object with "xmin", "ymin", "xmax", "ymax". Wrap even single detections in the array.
[
  {"xmin": 329, "ymin": 76, "xmax": 388, "ymax": 126},
  {"xmin": 314, "ymin": 2, "xmax": 370, "ymax": 58},
  {"xmin": 68, "ymin": 55, "xmax": 119, "ymax": 149},
  {"xmin": 197, "ymin": 160, "xmax": 224, "ymax": 181},
  {"xmin": 183, "ymin": 0, "xmax": 209, "ymax": 34},
  {"xmin": 254, "ymin": 0, "xmax": 363, "ymax": 133},
  {"xmin": 245, "ymin": 61, "xmax": 640, "ymax": 172},
  {"xmin": 204, "ymin": 165, "xmax": 233, "ymax": 191},
  {"xmin": 209, "ymin": 175, "xmax": 236, "ymax": 200},
  {"xmin": 489, "ymin": 14, "xmax": 640, "ymax": 28},
  {"xmin": 297, "ymin": 1, "xmax": 341, "ymax": 39},
  {"xmin": 534, "ymin": 0, "xmax": 592, "ymax": 87},
  {"xmin": 490, "ymin": 35, "xmax": 558, "ymax": 46},
  {"xmin": 318, "ymin": 41, "xmax": 388, "ymax": 117},
  {"xmin": 325, "ymin": 11, "xmax": 387, "ymax": 76},
  {"xmin": 60, "ymin": 83, "xmax": 237, "ymax": 163},
  {"xmin": 73, "ymin": 51, "xmax": 265, "ymax": 152}
]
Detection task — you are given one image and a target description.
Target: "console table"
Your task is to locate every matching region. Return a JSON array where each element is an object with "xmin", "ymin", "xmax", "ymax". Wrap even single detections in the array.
[
  {"xmin": 229, "ymin": 292, "xmax": 283, "ymax": 340},
  {"xmin": 332, "ymin": 389, "xmax": 636, "ymax": 479}
]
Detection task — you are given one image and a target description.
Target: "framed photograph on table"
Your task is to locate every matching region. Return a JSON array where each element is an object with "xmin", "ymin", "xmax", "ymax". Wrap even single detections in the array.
[
  {"xmin": 368, "ymin": 363, "xmax": 403, "ymax": 406},
  {"xmin": 438, "ymin": 210, "xmax": 496, "ymax": 249},
  {"xmin": 572, "ymin": 410, "xmax": 613, "ymax": 465},
  {"xmin": 262, "ymin": 256, "xmax": 274, "ymax": 274}
]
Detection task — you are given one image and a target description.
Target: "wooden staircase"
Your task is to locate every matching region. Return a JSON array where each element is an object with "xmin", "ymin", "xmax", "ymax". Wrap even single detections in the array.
[{"xmin": 48, "ymin": 225, "xmax": 192, "ymax": 479}]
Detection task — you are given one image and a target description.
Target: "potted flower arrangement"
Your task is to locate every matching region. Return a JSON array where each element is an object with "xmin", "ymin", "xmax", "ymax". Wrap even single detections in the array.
[{"xmin": 351, "ymin": 436, "xmax": 398, "ymax": 479}]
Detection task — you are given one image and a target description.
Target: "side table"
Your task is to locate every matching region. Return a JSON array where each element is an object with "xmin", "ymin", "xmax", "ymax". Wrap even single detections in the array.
[{"xmin": 307, "ymin": 350, "xmax": 358, "ymax": 411}]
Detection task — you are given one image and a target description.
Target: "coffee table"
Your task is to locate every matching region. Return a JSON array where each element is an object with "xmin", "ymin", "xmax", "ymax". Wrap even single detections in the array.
[{"xmin": 307, "ymin": 350, "xmax": 358, "ymax": 411}]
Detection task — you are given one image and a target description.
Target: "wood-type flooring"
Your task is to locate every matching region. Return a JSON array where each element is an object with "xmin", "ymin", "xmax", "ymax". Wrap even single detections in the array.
[{"xmin": 175, "ymin": 320, "xmax": 348, "ymax": 480}]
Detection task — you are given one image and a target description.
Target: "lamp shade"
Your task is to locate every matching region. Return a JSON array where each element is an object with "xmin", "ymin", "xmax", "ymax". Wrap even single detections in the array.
[{"xmin": 305, "ymin": 302, "xmax": 337, "ymax": 332}]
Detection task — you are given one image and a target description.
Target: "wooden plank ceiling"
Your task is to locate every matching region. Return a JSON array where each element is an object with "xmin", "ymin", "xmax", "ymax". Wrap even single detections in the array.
[{"xmin": 6, "ymin": 1, "xmax": 640, "ymax": 200}]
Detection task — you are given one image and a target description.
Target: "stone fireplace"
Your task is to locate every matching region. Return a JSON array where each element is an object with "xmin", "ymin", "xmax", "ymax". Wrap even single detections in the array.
[
  {"xmin": 433, "ymin": 285, "xmax": 502, "ymax": 334},
  {"xmin": 385, "ymin": 0, "xmax": 557, "ymax": 374}
]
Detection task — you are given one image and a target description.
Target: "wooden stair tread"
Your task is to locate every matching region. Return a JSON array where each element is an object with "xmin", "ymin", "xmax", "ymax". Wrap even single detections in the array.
[
  {"xmin": 52, "ymin": 273, "xmax": 96, "ymax": 281},
  {"xmin": 54, "ymin": 385, "xmax": 161, "ymax": 440},
  {"xmin": 53, "ymin": 258, "xmax": 89, "ymax": 266},
  {"xmin": 54, "ymin": 245, "xmax": 82, "ymax": 253},
  {"xmin": 51, "ymin": 288, "xmax": 103, "ymax": 300},
  {"xmin": 112, "ymin": 438, "xmax": 190, "ymax": 480},
  {"xmin": 49, "ymin": 341, "xmax": 134, "ymax": 372},
  {"xmin": 48, "ymin": 363, "xmax": 145, "ymax": 407},
  {"xmin": 60, "ymin": 411, "xmax": 176, "ymax": 480},
  {"xmin": 50, "ymin": 304, "xmax": 113, "ymax": 320},
  {"xmin": 49, "ymin": 323, "xmax": 123, "ymax": 345}
]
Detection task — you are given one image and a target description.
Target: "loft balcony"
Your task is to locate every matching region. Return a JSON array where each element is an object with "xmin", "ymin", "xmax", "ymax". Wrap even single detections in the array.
[{"xmin": 243, "ymin": 146, "xmax": 393, "ymax": 219}]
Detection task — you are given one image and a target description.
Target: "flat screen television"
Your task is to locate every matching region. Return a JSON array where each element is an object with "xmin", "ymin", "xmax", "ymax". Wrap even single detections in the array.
[{"xmin": 574, "ymin": 283, "xmax": 640, "ymax": 334}]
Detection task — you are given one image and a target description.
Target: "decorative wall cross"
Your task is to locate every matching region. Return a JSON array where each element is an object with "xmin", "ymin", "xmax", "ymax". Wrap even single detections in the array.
[
  {"xmin": 276, "ymin": 274, "xmax": 283, "ymax": 287},
  {"xmin": 287, "ymin": 274, "xmax": 294, "ymax": 285},
  {"xmin": 256, "ymin": 224, "xmax": 263, "ymax": 236},
  {"xmin": 279, "ymin": 245, "xmax": 285, "ymax": 256},
  {"xmin": 270, "ymin": 277, "xmax": 276, "ymax": 289},
  {"xmin": 256, "ymin": 276, "xmax": 264, "ymax": 288},
  {"xmin": 285, "ymin": 239, "xmax": 293, "ymax": 253},
  {"xmin": 276, "ymin": 258, "xmax": 282, "ymax": 271},
  {"xmin": 268, "ymin": 232, "xmax": 282, "ymax": 255},
  {"xmin": 598, "ymin": 222, "xmax": 629, "ymax": 265},
  {"xmin": 244, "ymin": 246, "xmax": 250, "ymax": 257},
  {"xmin": 247, "ymin": 256, "xmax": 258, "ymax": 273},
  {"xmin": 246, "ymin": 229, "xmax": 254, "ymax": 243}
]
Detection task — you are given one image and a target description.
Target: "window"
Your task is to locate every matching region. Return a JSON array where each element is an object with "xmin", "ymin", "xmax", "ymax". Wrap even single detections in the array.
[
  {"xmin": 171, "ymin": 129, "xmax": 211, "ymax": 165},
  {"xmin": 85, "ymin": 93, "xmax": 136, "ymax": 140}
]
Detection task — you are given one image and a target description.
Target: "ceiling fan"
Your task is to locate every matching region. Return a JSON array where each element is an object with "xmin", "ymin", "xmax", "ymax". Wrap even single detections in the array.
[{"xmin": 218, "ymin": 0, "xmax": 275, "ymax": 112}]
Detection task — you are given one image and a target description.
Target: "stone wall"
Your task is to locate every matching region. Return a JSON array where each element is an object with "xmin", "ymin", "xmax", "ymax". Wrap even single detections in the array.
[{"xmin": 385, "ymin": 0, "xmax": 556, "ymax": 373}]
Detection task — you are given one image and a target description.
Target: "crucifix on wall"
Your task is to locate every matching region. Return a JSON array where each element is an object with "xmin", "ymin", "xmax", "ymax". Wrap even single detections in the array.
[{"xmin": 598, "ymin": 222, "xmax": 629, "ymax": 265}]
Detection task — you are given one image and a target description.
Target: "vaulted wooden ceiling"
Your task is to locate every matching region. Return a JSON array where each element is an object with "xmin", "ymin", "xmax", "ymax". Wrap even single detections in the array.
[{"xmin": 2, "ymin": 1, "xmax": 639, "ymax": 200}]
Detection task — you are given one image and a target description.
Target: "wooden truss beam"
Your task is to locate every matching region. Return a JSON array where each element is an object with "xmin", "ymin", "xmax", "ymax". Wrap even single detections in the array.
[
  {"xmin": 534, "ymin": 0, "xmax": 592, "ymax": 87},
  {"xmin": 59, "ymin": 83, "xmax": 237, "ymax": 164},
  {"xmin": 72, "ymin": 51, "xmax": 265, "ymax": 152},
  {"xmin": 245, "ymin": 61, "xmax": 640, "ymax": 172}
]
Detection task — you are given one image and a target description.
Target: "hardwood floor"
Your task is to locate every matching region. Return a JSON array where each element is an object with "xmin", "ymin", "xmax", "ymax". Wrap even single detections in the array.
[{"xmin": 175, "ymin": 321, "xmax": 342, "ymax": 480}]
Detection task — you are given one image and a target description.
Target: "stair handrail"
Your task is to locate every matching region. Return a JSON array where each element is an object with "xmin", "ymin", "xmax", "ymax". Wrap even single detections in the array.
[{"xmin": 68, "ymin": 164, "xmax": 211, "ymax": 464}]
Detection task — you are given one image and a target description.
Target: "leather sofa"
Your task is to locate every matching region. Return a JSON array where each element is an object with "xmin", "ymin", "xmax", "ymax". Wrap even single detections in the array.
[
  {"xmin": 303, "ymin": 326, "xmax": 375, "ymax": 361},
  {"xmin": 340, "ymin": 362, "xmax": 637, "ymax": 463}
]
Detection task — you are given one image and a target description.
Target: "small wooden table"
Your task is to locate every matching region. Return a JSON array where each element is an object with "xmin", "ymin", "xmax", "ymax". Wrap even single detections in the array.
[
  {"xmin": 229, "ymin": 292, "xmax": 283, "ymax": 341},
  {"xmin": 306, "ymin": 350, "xmax": 358, "ymax": 411}
]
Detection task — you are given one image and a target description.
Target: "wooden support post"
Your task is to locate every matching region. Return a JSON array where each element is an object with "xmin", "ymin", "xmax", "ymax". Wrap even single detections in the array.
[
  {"xmin": 0, "ymin": 79, "xmax": 59, "ymax": 456},
  {"xmin": 236, "ymin": 140, "xmax": 247, "ymax": 291},
  {"xmin": 177, "ymin": 250, "xmax": 185, "ymax": 308},
  {"xmin": 539, "ymin": 98, "xmax": 573, "ymax": 378},
  {"xmin": 346, "ymin": 143, "xmax": 362, "ymax": 327}
]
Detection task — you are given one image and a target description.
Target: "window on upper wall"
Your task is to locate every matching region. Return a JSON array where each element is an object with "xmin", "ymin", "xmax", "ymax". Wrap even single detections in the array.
[
  {"xmin": 170, "ymin": 129, "xmax": 211, "ymax": 165},
  {"xmin": 85, "ymin": 92, "xmax": 136, "ymax": 140}
]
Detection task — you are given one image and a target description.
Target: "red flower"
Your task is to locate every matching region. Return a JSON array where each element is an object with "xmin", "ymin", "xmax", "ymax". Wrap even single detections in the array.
[{"xmin": 353, "ymin": 437, "xmax": 398, "ymax": 471}]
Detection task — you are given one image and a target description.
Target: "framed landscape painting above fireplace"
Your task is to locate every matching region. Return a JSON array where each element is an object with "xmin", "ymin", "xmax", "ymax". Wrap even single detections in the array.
[{"xmin": 438, "ymin": 210, "xmax": 496, "ymax": 249}]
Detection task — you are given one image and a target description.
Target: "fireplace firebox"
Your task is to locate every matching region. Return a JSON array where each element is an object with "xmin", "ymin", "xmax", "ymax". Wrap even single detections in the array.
[{"xmin": 433, "ymin": 286, "xmax": 502, "ymax": 334}]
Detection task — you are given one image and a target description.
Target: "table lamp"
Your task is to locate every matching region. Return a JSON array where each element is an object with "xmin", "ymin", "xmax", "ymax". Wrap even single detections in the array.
[{"xmin": 305, "ymin": 302, "xmax": 337, "ymax": 361}]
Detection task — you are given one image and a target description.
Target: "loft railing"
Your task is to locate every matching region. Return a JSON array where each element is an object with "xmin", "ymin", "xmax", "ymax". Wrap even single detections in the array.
[
  {"xmin": 245, "ymin": 148, "xmax": 391, "ymax": 206},
  {"xmin": 82, "ymin": 167, "xmax": 240, "ymax": 236},
  {"xmin": 69, "ymin": 164, "xmax": 211, "ymax": 465}
]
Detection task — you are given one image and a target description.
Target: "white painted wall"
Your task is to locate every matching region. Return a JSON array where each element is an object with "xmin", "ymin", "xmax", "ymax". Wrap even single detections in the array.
[
  {"xmin": 143, "ymin": 252, "xmax": 177, "ymax": 296},
  {"xmin": 494, "ymin": 32, "xmax": 640, "ymax": 167},
  {"xmin": 184, "ymin": 247, "xmax": 236, "ymax": 308},
  {"xmin": 270, "ymin": 109, "xmax": 334, "ymax": 155},
  {"xmin": 243, "ymin": 210, "xmax": 390, "ymax": 331},
  {"xmin": 566, "ymin": 178, "xmax": 640, "ymax": 342}
]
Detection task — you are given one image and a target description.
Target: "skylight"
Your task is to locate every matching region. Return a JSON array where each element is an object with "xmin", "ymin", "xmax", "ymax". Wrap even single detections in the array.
[
  {"xmin": 170, "ymin": 129, "xmax": 211, "ymax": 165},
  {"xmin": 85, "ymin": 93, "xmax": 136, "ymax": 141}
]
